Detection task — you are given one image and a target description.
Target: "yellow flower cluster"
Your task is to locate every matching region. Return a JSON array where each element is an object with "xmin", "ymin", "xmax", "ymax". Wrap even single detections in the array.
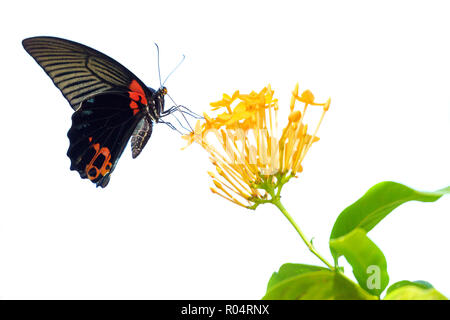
[{"xmin": 183, "ymin": 84, "xmax": 330, "ymax": 208}]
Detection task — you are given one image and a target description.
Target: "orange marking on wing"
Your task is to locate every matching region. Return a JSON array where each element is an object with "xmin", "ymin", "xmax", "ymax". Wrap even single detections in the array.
[
  {"xmin": 91, "ymin": 142, "xmax": 100, "ymax": 153},
  {"xmin": 85, "ymin": 140, "xmax": 113, "ymax": 180},
  {"xmin": 99, "ymin": 150, "xmax": 113, "ymax": 176},
  {"xmin": 87, "ymin": 167, "xmax": 100, "ymax": 180}
]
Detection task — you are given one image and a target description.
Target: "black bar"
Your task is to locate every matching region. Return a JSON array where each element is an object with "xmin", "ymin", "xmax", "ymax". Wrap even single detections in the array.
[{"xmin": 0, "ymin": 300, "xmax": 446, "ymax": 318}]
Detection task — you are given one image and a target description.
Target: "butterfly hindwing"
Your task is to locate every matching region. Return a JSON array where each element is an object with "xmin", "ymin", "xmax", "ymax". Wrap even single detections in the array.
[{"xmin": 67, "ymin": 92, "xmax": 145, "ymax": 187}]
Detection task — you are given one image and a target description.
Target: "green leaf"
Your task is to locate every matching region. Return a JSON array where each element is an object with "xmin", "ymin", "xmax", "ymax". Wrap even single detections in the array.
[
  {"xmin": 329, "ymin": 181, "xmax": 450, "ymax": 272},
  {"xmin": 330, "ymin": 182, "xmax": 450, "ymax": 241},
  {"xmin": 384, "ymin": 283, "xmax": 448, "ymax": 300},
  {"xmin": 386, "ymin": 280, "xmax": 433, "ymax": 295},
  {"xmin": 266, "ymin": 263, "xmax": 327, "ymax": 292},
  {"xmin": 263, "ymin": 265, "xmax": 377, "ymax": 300},
  {"xmin": 385, "ymin": 280, "xmax": 448, "ymax": 300},
  {"xmin": 325, "ymin": 182, "xmax": 449, "ymax": 298},
  {"xmin": 329, "ymin": 228, "xmax": 389, "ymax": 296}
]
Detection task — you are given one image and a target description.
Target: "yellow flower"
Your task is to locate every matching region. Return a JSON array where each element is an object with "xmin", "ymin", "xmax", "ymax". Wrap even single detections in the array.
[{"xmin": 183, "ymin": 84, "xmax": 330, "ymax": 209}]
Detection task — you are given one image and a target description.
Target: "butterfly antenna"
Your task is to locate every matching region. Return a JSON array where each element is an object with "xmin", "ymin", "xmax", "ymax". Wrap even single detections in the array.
[
  {"xmin": 162, "ymin": 54, "xmax": 185, "ymax": 86},
  {"xmin": 154, "ymin": 42, "xmax": 163, "ymax": 88},
  {"xmin": 153, "ymin": 48, "xmax": 202, "ymax": 133}
]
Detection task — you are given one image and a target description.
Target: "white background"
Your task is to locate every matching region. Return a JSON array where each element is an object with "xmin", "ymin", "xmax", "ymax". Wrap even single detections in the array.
[{"xmin": 0, "ymin": 0, "xmax": 449, "ymax": 299}]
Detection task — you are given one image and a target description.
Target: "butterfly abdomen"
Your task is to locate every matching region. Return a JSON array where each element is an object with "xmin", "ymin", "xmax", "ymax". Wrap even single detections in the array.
[{"xmin": 131, "ymin": 118, "xmax": 153, "ymax": 159}]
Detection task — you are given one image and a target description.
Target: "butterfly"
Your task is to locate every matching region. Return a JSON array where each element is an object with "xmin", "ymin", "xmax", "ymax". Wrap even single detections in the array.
[{"xmin": 23, "ymin": 36, "xmax": 169, "ymax": 188}]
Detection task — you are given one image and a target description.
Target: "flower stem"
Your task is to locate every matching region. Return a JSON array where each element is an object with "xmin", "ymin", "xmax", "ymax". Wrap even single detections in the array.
[{"xmin": 272, "ymin": 198, "xmax": 334, "ymax": 270}]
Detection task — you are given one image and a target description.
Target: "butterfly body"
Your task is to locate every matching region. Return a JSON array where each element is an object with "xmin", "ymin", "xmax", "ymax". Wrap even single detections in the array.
[{"xmin": 23, "ymin": 36, "xmax": 166, "ymax": 187}]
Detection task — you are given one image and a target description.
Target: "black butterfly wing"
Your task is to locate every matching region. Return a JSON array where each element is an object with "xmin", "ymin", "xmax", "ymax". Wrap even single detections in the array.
[
  {"xmin": 22, "ymin": 36, "xmax": 151, "ymax": 110},
  {"xmin": 23, "ymin": 36, "xmax": 157, "ymax": 187},
  {"xmin": 67, "ymin": 92, "xmax": 148, "ymax": 188}
]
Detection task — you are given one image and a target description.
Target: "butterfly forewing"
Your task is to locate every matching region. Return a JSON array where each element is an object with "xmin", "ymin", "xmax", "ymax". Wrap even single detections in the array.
[{"xmin": 22, "ymin": 36, "xmax": 150, "ymax": 110}]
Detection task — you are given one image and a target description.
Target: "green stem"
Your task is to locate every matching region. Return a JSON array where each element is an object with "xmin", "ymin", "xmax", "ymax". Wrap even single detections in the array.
[{"xmin": 272, "ymin": 198, "xmax": 334, "ymax": 270}]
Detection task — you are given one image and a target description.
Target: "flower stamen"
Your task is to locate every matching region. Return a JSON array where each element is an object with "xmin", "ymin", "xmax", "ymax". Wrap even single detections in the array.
[{"xmin": 183, "ymin": 84, "xmax": 330, "ymax": 209}]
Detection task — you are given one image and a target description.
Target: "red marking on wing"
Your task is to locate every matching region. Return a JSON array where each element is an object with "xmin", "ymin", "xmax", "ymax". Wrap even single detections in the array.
[
  {"xmin": 130, "ymin": 101, "xmax": 138, "ymax": 109},
  {"xmin": 129, "ymin": 100, "xmax": 140, "ymax": 115},
  {"xmin": 129, "ymin": 79, "xmax": 144, "ymax": 95},
  {"xmin": 129, "ymin": 79, "xmax": 148, "ymax": 105},
  {"xmin": 129, "ymin": 91, "xmax": 140, "ymax": 101}
]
